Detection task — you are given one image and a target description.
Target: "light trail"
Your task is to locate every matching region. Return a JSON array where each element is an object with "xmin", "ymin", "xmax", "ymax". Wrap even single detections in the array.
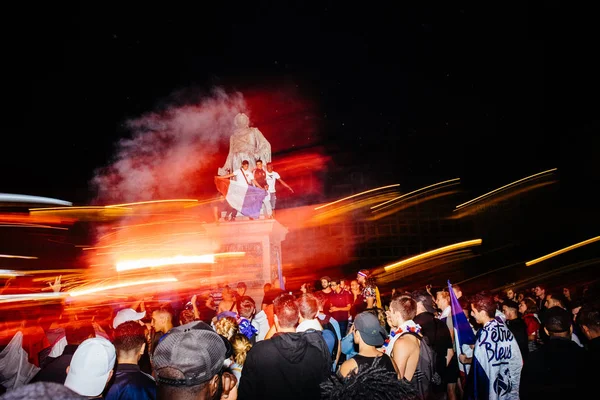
[
  {"xmin": 0, "ymin": 254, "xmax": 38, "ymax": 260},
  {"xmin": 0, "ymin": 193, "xmax": 72, "ymax": 206},
  {"xmin": 105, "ymin": 199, "xmax": 198, "ymax": 208},
  {"xmin": 454, "ymin": 168, "xmax": 557, "ymax": 210},
  {"xmin": 0, "ymin": 292, "xmax": 68, "ymax": 303},
  {"xmin": 525, "ymin": 236, "xmax": 600, "ymax": 266},
  {"xmin": 384, "ymin": 239, "xmax": 482, "ymax": 272},
  {"xmin": 69, "ymin": 277, "xmax": 178, "ymax": 297},
  {"xmin": 116, "ymin": 254, "xmax": 217, "ymax": 271},
  {"xmin": 371, "ymin": 178, "xmax": 460, "ymax": 210},
  {"xmin": 314, "ymin": 184, "xmax": 400, "ymax": 211}
]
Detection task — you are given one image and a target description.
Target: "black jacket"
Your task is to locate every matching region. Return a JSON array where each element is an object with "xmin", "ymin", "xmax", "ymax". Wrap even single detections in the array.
[
  {"xmin": 239, "ymin": 330, "xmax": 331, "ymax": 400},
  {"xmin": 105, "ymin": 363, "xmax": 156, "ymax": 400}
]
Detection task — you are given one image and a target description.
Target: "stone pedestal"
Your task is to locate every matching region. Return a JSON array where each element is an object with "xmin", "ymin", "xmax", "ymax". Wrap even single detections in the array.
[{"xmin": 203, "ymin": 219, "xmax": 288, "ymax": 301}]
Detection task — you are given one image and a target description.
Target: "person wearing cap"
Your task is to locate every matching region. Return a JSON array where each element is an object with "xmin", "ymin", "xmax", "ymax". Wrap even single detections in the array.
[
  {"xmin": 64, "ymin": 337, "xmax": 116, "ymax": 398},
  {"xmin": 113, "ymin": 308, "xmax": 147, "ymax": 330},
  {"xmin": 520, "ymin": 306, "xmax": 587, "ymax": 400},
  {"xmin": 320, "ymin": 276, "xmax": 332, "ymax": 295},
  {"xmin": 152, "ymin": 321, "xmax": 237, "ymax": 400},
  {"xmin": 31, "ymin": 321, "xmax": 96, "ymax": 386},
  {"xmin": 338, "ymin": 312, "xmax": 397, "ymax": 378}
]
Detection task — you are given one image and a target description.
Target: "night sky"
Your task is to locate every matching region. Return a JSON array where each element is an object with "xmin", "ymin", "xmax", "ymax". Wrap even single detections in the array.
[{"xmin": 3, "ymin": 2, "xmax": 599, "ymax": 204}]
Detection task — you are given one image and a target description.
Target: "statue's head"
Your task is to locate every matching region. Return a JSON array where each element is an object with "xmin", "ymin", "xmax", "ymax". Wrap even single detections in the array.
[{"xmin": 234, "ymin": 113, "xmax": 250, "ymax": 129}]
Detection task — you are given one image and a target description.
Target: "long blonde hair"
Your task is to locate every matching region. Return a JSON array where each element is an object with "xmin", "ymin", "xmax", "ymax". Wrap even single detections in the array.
[{"xmin": 231, "ymin": 333, "xmax": 252, "ymax": 366}]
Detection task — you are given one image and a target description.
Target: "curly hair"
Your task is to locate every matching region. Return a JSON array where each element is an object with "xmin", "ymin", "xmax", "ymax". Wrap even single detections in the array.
[
  {"xmin": 231, "ymin": 333, "xmax": 252, "ymax": 366},
  {"xmin": 321, "ymin": 358, "xmax": 418, "ymax": 400},
  {"xmin": 214, "ymin": 316, "xmax": 238, "ymax": 340}
]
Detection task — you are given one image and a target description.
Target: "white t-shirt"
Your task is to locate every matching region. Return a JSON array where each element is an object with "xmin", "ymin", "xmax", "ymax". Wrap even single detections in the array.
[
  {"xmin": 266, "ymin": 171, "xmax": 281, "ymax": 193},
  {"xmin": 233, "ymin": 168, "xmax": 254, "ymax": 187}
]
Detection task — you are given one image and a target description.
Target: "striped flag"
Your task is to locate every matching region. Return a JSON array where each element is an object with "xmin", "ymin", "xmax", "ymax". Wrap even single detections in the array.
[
  {"xmin": 215, "ymin": 177, "xmax": 267, "ymax": 219},
  {"xmin": 448, "ymin": 280, "xmax": 476, "ymax": 374}
]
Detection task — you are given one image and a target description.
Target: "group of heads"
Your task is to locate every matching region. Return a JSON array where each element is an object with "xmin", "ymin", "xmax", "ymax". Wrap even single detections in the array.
[{"xmin": 240, "ymin": 159, "xmax": 273, "ymax": 172}]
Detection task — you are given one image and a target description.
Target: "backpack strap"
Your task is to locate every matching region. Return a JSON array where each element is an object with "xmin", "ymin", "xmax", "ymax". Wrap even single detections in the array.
[
  {"xmin": 240, "ymin": 168, "xmax": 250, "ymax": 185},
  {"xmin": 400, "ymin": 331, "xmax": 423, "ymax": 340}
]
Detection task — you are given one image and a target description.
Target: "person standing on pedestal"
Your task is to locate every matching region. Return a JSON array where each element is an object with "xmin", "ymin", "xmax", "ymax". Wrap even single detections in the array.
[{"xmin": 266, "ymin": 162, "xmax": 293, "ymax": 217}]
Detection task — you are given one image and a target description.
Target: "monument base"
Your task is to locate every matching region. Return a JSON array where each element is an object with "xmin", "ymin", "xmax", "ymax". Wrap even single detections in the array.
[{"xmin": 203, "ymin": 218, "xmax": 288, "ymax": 303}]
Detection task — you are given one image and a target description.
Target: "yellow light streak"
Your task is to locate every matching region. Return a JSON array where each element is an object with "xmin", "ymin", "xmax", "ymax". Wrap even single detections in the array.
[
  {"xmin": 314, "ymin": 184, "xmax": 400, "ymax": 211},
  {"xmin": 105, "ymin": 199, "xmax": 198, "ymax": 208},
  {"xmin": 69, "ymin": 277, "xmax": 178, "ymax": 297},
  {"xmin": 0, "ymin": 254, "xmax": 38, "ymax": 260},
  {"xmin": 0, "ymin": 223, "xmax": 68, "ymax": 230},
  {"xmin": 29, "ymin": 206, "xmax": 120, "ymax": 212},
  {"xmin": 525, "ymin": 236, "xmax": 600, "ymax": 266},
  {"xmin": 384, "ymin": 239, "xmax": 483, "ymax": 272},
  {"xmin": 371, "ymin": 178, "xmax": 460, "ymax": 210},
  {"xmin": 116, "ymin": 255, "xmax": 216, "ymax": 271},
  {"xmin": 455, "ymin": 168, "xmax": 557, "ymax": 210}
]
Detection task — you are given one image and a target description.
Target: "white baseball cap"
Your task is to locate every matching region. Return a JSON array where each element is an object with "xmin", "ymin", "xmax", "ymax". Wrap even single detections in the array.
[
  {"xmin": 64, "ymin": 337, "xmax": 116, "ymax": 397},
  {"xmin": 113, "ymin": 308, "xmax": 146, "ymax": 329}
]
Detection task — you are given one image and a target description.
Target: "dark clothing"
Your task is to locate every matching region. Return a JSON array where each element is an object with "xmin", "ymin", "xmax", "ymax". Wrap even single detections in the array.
[
  {"xmin": 253, "ymin": 168, "xmax": 267, "ymax": 187},
  {"xmin": 349, "ymin": 293, "xmax": 366, "ymax": 320},
  {"xmin": 506, "ymin": 317, "xmax": 529, "ymax": 360},
  {"xmin": 31, "ymin": 344, "xmax": 78, "ymax": 385},
  {"xmin": 105, "ymin": 363, "xmax": 156, "ymax": 400},
  {"xmin": 261, "ymin": 289, "xmax": 285, "ymax": 307},
  {"xmin": 414, "ymin": 312, "xmax": 453, "ymax": 388},
  {"xmin": 239, "ymin": 331, "xmax": 331, "ymax": 400},
  {"xmin": 352, "ymin": 353, "xmax": 396, "ymax": 374},
  {"xmin": 520, "ymin": 336, "xmax": 587, "ymax": 400}
]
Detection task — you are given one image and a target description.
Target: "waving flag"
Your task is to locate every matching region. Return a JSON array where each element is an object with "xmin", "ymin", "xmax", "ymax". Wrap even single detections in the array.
[
  {"xmin": 215, "ymin": 177, "xmax": 267, "ymax": 219},
  {"xmin": 448, "ymin": 280, "xmax": 476, "ymax": 374}
]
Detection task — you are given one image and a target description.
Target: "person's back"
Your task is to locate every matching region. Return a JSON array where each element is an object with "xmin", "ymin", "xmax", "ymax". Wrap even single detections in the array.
[
  {"xmin": 106, "ymin": 321, "xmax": 156, "ymax": 400},
  {"xmin": 239, "ymin": 331, "xmax": 329, "ymax": 399},
  {"xmin": 106, "ymin": 364, "xmax": 156, "ymax": 400},
  {"xmin": 520, "ymin": 307, "xmax": 587, "ymax": 400}
]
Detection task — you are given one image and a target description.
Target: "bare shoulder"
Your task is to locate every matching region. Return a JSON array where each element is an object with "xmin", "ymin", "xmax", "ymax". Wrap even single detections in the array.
[{"xmin": 394, "ymin": 334, "xmax": 420, "ymax": 351}]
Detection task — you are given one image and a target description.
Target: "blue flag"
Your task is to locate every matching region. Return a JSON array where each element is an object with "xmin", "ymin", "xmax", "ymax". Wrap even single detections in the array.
[{"xmin": 448, "ymin": 280, "xmax": 476, "ymax": 347}]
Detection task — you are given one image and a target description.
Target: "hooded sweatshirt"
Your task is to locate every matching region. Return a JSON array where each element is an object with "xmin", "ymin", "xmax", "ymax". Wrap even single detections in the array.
[{"xmin": 239, "ymin": 330, "xmax": 331, "ymax": 400}]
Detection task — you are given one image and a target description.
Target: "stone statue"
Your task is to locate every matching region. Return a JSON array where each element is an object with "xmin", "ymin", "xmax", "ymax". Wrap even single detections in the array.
[{"xmin": 218, "ymin": 113, "xmax": 271, "ymax": 176}]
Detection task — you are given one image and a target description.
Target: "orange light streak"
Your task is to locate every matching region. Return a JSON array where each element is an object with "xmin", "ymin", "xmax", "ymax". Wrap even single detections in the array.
[
  {"xmin": 105, "ymin": 199, "xmax": 198, "ymax": 208},
  {"xmin": 455, "ymin": 168, "xmax": 557, "ymax": 210},
  {"xmin": 384, "ymin": 239, "xmax": 483, "ymax": 272},
  {"xmin": 371, "ymin": 178, "xmax": 460, "ymax": 210},
  {"xmin": 525, "ymin": 236, "xmax": 600, "ymax": 266},
  {"xmin": 116, "ymin": 255, "xmax": 217, "ymax": 271},
  {"xmin": 314, "ymin": 184, "xmax": 400, "ymax": 211},
  {"xmin": 68, "ymin": 277, "xmax": 178, "ymax": 297}
]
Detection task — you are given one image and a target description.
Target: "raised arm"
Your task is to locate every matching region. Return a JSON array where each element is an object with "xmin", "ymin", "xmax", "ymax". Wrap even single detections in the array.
[{"xmin": 278, "ymin": 178, "xmax": 293, "ymax": 192}]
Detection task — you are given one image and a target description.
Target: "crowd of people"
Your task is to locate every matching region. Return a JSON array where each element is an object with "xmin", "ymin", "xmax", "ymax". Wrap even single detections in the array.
[{"xmin": 0, "ymin": 271, "xmax": 598, "ymax": 399}]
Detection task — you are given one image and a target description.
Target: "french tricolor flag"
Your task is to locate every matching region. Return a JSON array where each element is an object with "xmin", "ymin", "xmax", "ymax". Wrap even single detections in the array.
[{"xmin": 215, "ymin": 177, "xmax": 267, "ymax": 219}]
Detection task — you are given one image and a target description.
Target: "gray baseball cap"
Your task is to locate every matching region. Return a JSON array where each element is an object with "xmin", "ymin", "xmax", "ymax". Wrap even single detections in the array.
[{"xmin": 154, "ymin": 321, "xmax": 227, "ymax": 386}]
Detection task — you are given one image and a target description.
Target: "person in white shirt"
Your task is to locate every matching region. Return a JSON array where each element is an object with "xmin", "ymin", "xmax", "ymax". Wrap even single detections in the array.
[{"xmin": 265, "ymin": 162, "xmax": 293, "ymax": 216}]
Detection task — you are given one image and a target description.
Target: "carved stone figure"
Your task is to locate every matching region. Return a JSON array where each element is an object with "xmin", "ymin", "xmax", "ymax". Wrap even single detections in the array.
[{"xmin": 218, "ymin": 113, "xmax": 271, "ymax": 175}]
